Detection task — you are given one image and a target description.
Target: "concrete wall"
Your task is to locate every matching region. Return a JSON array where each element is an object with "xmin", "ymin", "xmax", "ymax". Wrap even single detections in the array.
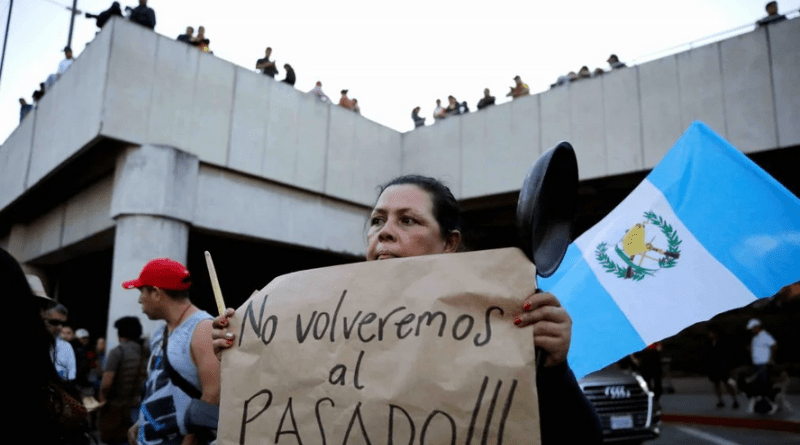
[
  {"xmin": 2, "ymin": 17, "xmax": 798, "ymax": 217},
  {"xmin": 400, "ymin": 21, "xmax": 799, "ymax": 199},
  {"xmin": 27, "ymin": 24, "xmax": 112, "ymax": 187},
  {"xmin": 194, "ymin": 165, "xmax": 369, "ymax": 256},
  {"xmin": 5, "ymin": 176, "xmax": 115, "ymax": 263},
  {"xmin": 99, "ymin": 18, "xmax": 402, "ymax": 207},
  {"xmin": 769, "ymin": 18, "xmax": 800, "ymax": 148}
]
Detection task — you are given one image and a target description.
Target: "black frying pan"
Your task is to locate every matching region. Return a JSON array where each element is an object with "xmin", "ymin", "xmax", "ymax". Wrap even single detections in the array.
[
  {"xmin": 516, "ymin": 142, "xmax": 579, "ymax": 367},
  {"xmin": 516, "ymin": 141, "xmax": 579, "ymax": 278}
]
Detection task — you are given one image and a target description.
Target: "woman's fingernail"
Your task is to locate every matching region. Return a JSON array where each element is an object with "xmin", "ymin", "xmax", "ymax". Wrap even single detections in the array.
[
  {"xmin": 523, "ymin": 302, "xmax": 532, "ymax": 311},
  {"xmin": 514, "ymin": 317, "xmax": 522, "ymax": 325},
  {"xmin": 225, "ymin": 332, "xmax": 233, "ymax": 338}
]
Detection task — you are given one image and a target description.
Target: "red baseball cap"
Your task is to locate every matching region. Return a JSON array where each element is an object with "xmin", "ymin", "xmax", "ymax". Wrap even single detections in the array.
[{"xmin": 122, "ymin": 258, "xmax": 191, "ymax": 291}]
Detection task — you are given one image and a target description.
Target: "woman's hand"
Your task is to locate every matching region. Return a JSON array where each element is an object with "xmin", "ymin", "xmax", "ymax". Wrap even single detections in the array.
[
  {"xmin": 211, "ymin": 308, "xmax": 236, "ymax": 362},
  {"xmin": 514, "ymin": 290, "xmax": 572, "ymax": 368}
]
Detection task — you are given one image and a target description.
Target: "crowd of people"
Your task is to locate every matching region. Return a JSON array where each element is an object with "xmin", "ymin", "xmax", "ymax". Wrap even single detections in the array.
[
  {"xmin": 10, "ymin": 175, "xmax": 797, "ymax": 445},
  {"xmin": 15, "ymin": 1, "xmax": 793, "ymax": 132},
  {"xmin": 16, "ymin": 0, "xmax": 156, "ymax": 125},
  {"xmin": 623, "ymin": 318, "xmax": 791, "ymax": 416}
]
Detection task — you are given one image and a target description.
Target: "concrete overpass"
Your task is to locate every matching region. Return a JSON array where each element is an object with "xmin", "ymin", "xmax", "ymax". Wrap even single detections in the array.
[{"xmin": 1, "ymin": 17, "xmax": 797, "ymax": 341}]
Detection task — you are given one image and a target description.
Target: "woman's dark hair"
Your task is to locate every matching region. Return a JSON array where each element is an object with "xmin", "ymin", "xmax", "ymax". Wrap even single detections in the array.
[
  {"xmin": 114, "ymin": 316, "xmax": 142, "ymax": 340},
  {"xmin": 376, "ymin": 175, "xmax": 461, "ymax": 237}
]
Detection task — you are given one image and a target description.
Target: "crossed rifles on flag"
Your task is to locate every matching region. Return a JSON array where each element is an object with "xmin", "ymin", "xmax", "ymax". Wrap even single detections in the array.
[{"xmin": 620, "ymin": 222, "xmax": 681, "ymax": 279}]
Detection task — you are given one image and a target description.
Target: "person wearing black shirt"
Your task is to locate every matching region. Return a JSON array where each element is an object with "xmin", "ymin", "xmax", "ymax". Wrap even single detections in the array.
[
  {"xmin": 127, "ymin": 0, "xmax": 155, "ymax": 30},
  {"xmin": 85, "ymin": 1, "xmax": 123, "ymax": 29},
  {"xmin": 477, "ymin": 88, "xmax": 496, "ymax": 110},
  {"xmin": 32, "ymin": 83, "xmax": 46, "ymax": 103},
  {"xmin": 177, "ymin": 26, "xmax": 194, "ymax": 44},
  {"xmin": 282, "ymin": 63, "xmax": 296, "ymax": 86},
  {"xmin": 256, "ymin": 47, "xmax": 279, "ymax": 78}
]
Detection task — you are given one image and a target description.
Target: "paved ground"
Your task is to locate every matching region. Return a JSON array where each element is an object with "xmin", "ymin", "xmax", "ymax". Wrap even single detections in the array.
[{"xmin": 659, "ymin": 377, "xmax": 800, "ymax": 433}]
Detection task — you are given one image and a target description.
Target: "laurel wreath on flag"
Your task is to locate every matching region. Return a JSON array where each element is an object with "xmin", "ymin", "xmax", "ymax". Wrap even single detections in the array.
[
  {"xmin": 643, "ymin": 211, "xmax": 682, "ymax": 268},
  {"xmin": 595, "ymin": 211, "xmax": 682, "ymax": 281},
  {"xmin": 596, "ymin": 242, "xmax": 638, "ymax": 280}
]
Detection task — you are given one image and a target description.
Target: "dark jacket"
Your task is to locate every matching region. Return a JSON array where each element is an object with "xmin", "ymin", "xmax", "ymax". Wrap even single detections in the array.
[
  {"xmin": 538, "ymin": 362, "xmax": 604, "ymax": 444},
  {"xmin": 282, "ymin": 66, "xmax": 296, "ymax": 86},
  {"xmin": 129, "ymin": 5, "xmax": 156, "ymax": 29}
]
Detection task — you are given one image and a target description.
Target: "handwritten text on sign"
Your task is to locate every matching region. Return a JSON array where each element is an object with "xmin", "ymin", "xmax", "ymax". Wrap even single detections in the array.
[{"xmin": 218, "ymin": 248, "xmax": 542, "ymax": 445}]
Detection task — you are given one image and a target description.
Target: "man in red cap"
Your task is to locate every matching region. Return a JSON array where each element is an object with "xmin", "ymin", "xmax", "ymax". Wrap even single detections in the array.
[{"xmin": 122, "ymin": 258, "xmax": 219, "ymax": 445}]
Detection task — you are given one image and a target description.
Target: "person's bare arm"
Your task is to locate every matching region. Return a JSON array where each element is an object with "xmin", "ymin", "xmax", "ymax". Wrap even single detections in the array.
[
  {"xmin": 128, "ymin": 423, "xmax": 138, "ymax": 445},
  {"xmin": 192, "ymin": 319, "xmax": 221, "ymax": 405},
  {"xmin": 99, "ymin": 371, "xmax": 115, "ymax": 404},
  {"xmin": 182, "ymin": 319, "xmax": 222, "ymax": 445}
]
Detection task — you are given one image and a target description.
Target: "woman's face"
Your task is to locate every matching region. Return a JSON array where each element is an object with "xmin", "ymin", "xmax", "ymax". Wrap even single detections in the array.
[{"xmin": 366, "ymin": 185, "xmax": 457, "ymax": 261}]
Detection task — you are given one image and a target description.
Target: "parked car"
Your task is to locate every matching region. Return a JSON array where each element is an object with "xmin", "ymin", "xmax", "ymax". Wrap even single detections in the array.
[{"xmin": 579, "ymin": 365, "xmax": 661, "ymax": 444}]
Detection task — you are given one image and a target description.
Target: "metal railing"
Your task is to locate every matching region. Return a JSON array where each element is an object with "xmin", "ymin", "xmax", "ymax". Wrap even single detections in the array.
[{"xmin": 629, "ymin": 9, "xmax": 799, "ymax": 66}]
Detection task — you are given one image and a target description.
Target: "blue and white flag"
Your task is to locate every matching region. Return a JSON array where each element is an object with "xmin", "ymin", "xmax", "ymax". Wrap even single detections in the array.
[{"xmin": 539, "ymin": 122, "xmax": 800, "ymax": 379}]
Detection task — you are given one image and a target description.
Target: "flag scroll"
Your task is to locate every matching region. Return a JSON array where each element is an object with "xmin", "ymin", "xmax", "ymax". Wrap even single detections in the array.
[{"xmin": 539, "ymin": 122, "xmax": 800, "ymax": 379}]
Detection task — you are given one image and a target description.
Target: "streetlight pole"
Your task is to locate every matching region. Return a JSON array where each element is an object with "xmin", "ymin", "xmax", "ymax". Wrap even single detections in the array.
[
  {"xmin": 66, "ymin": 0, "xmax": 78, "ymax": 49},
  {"xmin": 0, "ymin": 0, "xmax": 13, "ymax": 88}
]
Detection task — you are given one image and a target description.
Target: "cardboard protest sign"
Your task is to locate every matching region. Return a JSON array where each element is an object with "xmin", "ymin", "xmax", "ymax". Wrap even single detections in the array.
[{"xmin": 218, "ymin": 248, "xmax": 542, "ymax": 445}]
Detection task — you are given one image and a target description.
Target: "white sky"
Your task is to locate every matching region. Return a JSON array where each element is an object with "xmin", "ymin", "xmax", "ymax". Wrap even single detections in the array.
[{"xmin": 1, "ymin": 0, "xmax": 798, "ymax": 143}]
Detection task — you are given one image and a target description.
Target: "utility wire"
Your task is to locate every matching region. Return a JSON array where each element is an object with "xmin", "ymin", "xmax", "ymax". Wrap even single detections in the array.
[{"xmin": 36, "ymin": 0, "xmax": 83, "ymax": 15}]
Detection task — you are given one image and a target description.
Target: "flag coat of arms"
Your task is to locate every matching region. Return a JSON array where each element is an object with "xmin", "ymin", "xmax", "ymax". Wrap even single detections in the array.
[{"xmin": 539, "ymin": 122, "xmax": 800, "ymax": 379}]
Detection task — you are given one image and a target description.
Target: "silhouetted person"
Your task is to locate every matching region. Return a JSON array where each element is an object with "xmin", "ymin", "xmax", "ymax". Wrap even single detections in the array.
[
  {"xmin": 19, "ymin": 99, "xmax": 33, "ymax": 122},
  {"xmin": 445, "ymin": 95, "xmax": 460, "ymax": 116},
  {"xmin": 32, "ymin": 83, "xmax": 45, "ymax": 103},
  {"xmin": 507, "ymin": 75, "xmax": 530, "ymax": 99},
  {"xmin": 177, "ymin": 26, "xmax": 194, "ymax": 44},
  {"xmin": 607, "ymin": 54, "xmax": 626, "ymax": 69},
  {"xmin": 477, "ymin": 88, "xmax": 495, "ymax": 110},
  {"xmin": 629, "ymin": 342, "xmax": 663, "ymax": 402},
  {"xmin": 577, "ymin": 66, "xmax": 591, "ymax": 80},
  {"xmin": 282, "ymin": 64, "xmax": 296, "ymax": 86},
  {"xmin": 127, "ymin": 0, "xmax": 155, "ymax": 30},
  {"xmin": 352, "ymin": 98, "xmax": 360, "ymax": 114},
  {"xmin": 757, "ymin": 1, "xmax": 786, "ymax": 26},
  {"xmin": 256, "ymin": 47, "xmax": 279, "ymax": 77},
  {"xmin": 412, "ymin": 106, "xmax": 426, "ymax": 128},
  {"xmin": 192, "ymin": 26, "xmax": 210, "ymax": 52},
  {"xmin": 704, "ymin": 328, "xmax": 739, "ymax": 409},
  {"xmin": 85, "ymin": 2, "xmax": 123, "ymax": 29}
]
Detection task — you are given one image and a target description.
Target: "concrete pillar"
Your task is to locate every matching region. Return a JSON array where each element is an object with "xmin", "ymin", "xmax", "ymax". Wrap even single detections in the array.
[
  {"xmin": 105, "ymin": 144, "xmax": 198, "ymax": 348},
  {"xmin": 106, "ymin": 215, "xmax": 190, "ymax": 348}
]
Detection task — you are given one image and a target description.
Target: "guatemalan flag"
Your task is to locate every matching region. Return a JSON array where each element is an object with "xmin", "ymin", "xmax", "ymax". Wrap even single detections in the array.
[{"xmin": 539, "ymin": 121, "xmax": 800, "ymax": 379}]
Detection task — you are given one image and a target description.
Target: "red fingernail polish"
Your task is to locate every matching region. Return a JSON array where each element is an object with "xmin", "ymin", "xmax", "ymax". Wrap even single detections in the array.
[
  {"xmin": 227, "ymin": 340, "xmax": 231, "ymax": 345},
  {"xmin": 524, "ymin": 302, "xmax": 531, "ymax": 311},
  {"xmin": 514, "ymin": 317, "xmax": 522, "ymax": 325}
]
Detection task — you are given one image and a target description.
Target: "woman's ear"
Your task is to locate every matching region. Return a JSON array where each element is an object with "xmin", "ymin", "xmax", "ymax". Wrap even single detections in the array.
[{"xmin": 444, "ymin": 230, "xmax": 462, "ymax": 253}]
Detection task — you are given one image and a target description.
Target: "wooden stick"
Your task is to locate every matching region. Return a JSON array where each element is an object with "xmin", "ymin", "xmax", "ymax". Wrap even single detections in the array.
[{"xmin": 204, "ymin": 251, "xmax": 227, "ymax": 316}]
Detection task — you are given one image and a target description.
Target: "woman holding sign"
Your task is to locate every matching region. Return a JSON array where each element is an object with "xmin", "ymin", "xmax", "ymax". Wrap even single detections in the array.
[{"xmin": 212, "ymin": 175, "xmax": 603, "ymax": 444}]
